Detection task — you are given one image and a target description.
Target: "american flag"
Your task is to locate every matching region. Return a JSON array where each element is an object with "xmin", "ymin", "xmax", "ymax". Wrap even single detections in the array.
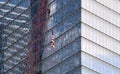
[{"xmin": 51, "ymin": 31, "xmax": 55, "ymax": 49}]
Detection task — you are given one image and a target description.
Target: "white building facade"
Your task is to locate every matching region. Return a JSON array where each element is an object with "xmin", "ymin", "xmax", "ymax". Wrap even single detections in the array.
[{"xmin": 81, "ymin": 0, "xmax": 120, "ymax": 74}]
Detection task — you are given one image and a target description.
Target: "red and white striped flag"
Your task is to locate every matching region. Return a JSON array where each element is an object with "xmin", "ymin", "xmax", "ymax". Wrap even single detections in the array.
[{"xmin": 51, "ymin": 31, "xmax": 55, "ymax": 49}]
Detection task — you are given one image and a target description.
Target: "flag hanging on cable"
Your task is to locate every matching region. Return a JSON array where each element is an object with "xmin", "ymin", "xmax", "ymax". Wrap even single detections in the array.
[{"xmin": 51, "ymin": 30, "xmax": 55, "ymax": 49}]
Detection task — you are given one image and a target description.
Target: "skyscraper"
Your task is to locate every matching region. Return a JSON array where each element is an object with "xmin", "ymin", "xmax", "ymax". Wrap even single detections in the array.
[{"xmin": 0, "ymin": 0, "xmax": 120, "ymax": 74}]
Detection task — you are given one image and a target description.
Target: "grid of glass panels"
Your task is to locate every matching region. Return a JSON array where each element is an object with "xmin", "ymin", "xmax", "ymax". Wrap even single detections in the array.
[
  {"xmin": 0, "ymin": 0, "xmax": 30, "ymax": 74},
  {"xmin": 40, "ymin": 0, "xmax": 81, "ymax": 74},
  {"xmin": 0, "ymin": 0, "xmax": 81, "ymax": 74}
]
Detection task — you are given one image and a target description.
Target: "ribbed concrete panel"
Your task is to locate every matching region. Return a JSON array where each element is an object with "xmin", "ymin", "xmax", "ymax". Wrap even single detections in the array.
[
  {"xmin": 81, "ymin": 51, "xmax": 120, "ymax": 74},
  {"xmin": 81, "ymin": 0, "xmax": 120, "ymax": 74},
  {"xmin": 82, "ymin": 9, "xmax": 120, "ymax": 41},
  {"xmin": 82, "ymin": 23, "xmax": 120, "ymax": 54},
  {"xmin": 95, "ymin": 0, "xmax": 120, "ymax": 13},
  {"xmin": 82, "ymin": 0, "xmax": 120, "ymax": 27},
  {"xmin": 82, "ymin": 37, "xmax": 120, "ymax": 69},
  {"xmin": 81, "ymin": 66, "xmax": 99, "ymax": 74}
]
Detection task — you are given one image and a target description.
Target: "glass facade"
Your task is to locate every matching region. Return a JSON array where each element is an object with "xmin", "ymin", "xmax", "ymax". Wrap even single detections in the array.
[
  {"xmin": 40, "ymin": 0, "xmax": 81, "ymax": 74},
  {"xmin": 0, "ymin": 24, "xmax": 4, "ymax": 74},
  {"xmin": 0, "ymin": 0, "xmax": 81, "ymax": 74},
  {"xmin": 29, "ymin": 0, "xmax": 81, "ymax": 74},
  {"xmin": 0, "ymin": 0, "xmax": 30, "ymax": 74}
]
